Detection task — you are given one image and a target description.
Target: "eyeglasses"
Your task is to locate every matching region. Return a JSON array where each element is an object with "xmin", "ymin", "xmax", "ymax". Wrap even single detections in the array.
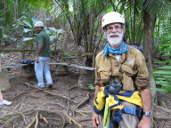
[{"xmin": 106, "ymin": 25, "xmax": 123, "ymax": 31}]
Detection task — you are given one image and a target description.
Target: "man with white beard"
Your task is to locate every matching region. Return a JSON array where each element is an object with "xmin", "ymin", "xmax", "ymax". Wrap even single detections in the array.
[{"xmin": 92, "ymin": 12, "xmax": 152, "ymax": 128}]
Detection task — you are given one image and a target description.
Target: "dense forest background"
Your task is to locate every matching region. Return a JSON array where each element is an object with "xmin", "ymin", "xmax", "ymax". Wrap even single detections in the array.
[
  {"xmin": 0, "ymin": 0, "xmax": 171, "ymax": 127},
  {"xmin": 1, "ymin": 0, "xmax": 171, "ymax": 93}
]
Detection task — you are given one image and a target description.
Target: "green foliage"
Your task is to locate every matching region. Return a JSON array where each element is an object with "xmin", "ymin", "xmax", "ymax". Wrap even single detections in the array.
[
  {"xmin": 153, "ymin": 65, "xmax": 171, "ymax": 93},
  {"xmin": 13, "ymin": 16, "xmax": 35, "ymax": 48},
  {"xmin": 46, "ymin": 27, "xmax": 64, "ymax": 50},
  {"xmin": 3, "ymin": 0, "xmax": 14, "ymax": 24},
  {"xmin": 2, "ymin": 34, "xmax": 17, "ymax": 42},
  {"xmin": 87, "ymin": 84, "xmax": 95, "ymax": 90},
  {"xmin": 155, "ymin": 14, "xmax": 171, "ymax": 57},
  {"xmin": 46, "ymin": 28, "xmax": 64, "ymax": 42},
  {"xmin": 152, "ymin": 1, "xmax": 171, "ymax": 94},
  {"xmin": 54, "ymin": 0, "xmax": 111, "ymax": 65},
  {"xmin": 13, "ymin": 15, "xmax": 64, "ymax": 49},
  {"xmin": 27, "ymin": 0, "xmax": 53, "ymax": 10},
  {"xmin": 154, "ymin": 2, "xmax": 171, "ymax": 50},
  {"xmin": 155, "ymin": 59, "xmax": 171, "ymax": 65}
]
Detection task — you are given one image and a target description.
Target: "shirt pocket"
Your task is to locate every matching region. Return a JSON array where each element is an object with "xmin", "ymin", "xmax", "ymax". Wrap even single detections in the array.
[
  {"xmin": 97, "ymin": 67, "xmax": 111, "ymax": 84},
  {"xmin": 121, "ymin": 64, "xmax": 137, "ymax": 77},
  {"xmin": 121, "ymin": 64, "xmax": 137, "ymax": 91}
]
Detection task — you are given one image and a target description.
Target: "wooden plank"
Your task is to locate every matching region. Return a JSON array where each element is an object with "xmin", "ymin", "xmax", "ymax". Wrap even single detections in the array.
[
  {"xmin": 49, "ymin": 62, "xmax": 95, "ymax": 71},
  {"xmin": 1, "ymin": 63, "xmax": 95, "ymax": 71}
]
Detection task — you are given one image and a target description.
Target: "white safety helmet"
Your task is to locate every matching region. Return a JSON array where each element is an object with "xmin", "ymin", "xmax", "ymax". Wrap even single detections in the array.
[
  {"xmin": 34, "ymin": 21, "xmax": 44, "ymax": 28},
  {"xmin": 101, "ymin": 11, "xmax": 125, "ymax": 29}
]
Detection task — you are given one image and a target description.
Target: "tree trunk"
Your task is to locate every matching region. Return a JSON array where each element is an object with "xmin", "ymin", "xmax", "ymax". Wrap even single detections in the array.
[
  {"xmin": 143, "ymin": 11, "xmax": 156, "ymax": 97},
  {"xmin": 0, "ymin": 0, "xmax": 4, "ymax": 46}
]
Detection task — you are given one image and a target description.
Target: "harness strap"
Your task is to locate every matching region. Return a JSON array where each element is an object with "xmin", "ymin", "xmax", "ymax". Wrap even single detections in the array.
[
  {"xmin": 123, "ymin": 106, "xmax": 142, "ymax": 118},
  {"xmin": 112, "ymin": 106, "xmax": 142, "ymax": 123}
]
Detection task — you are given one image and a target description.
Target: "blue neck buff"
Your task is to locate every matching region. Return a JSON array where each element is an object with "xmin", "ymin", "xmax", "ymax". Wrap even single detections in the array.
[{"xmin": 102, "ymin": 42, "xmax": 129, "ymax": 56}]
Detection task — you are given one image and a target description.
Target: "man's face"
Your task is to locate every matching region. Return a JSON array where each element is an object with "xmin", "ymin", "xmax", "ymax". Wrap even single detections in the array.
[
  {"xmin": 34, "ymin": 27, "xmax": 43, "ymax": 33},
  {"xmin": 104, "ymin": 23, "xmax": 125, "ymax": 47}
]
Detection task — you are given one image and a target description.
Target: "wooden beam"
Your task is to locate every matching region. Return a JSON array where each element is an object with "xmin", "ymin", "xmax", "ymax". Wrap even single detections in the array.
[
  {"xmin": 1, "ymin": 63, "xmax": 95, "ymax": 71},
  {"xmin": 49, "ymin": 62, "xmax": 95, "ymax": 71}
]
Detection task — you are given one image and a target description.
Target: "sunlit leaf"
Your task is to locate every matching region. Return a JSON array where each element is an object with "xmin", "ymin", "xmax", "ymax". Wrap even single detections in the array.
[
  {"xmin": 154, "ymin": 70, "xmax": 171, "ymax": 75},
  {"xmin": 24, "ymin": 28, "xmax": 32, "ymax": 33},
  {"xmin": 22, "ymin": 37, "xmax": 34, "ymax": 42}
]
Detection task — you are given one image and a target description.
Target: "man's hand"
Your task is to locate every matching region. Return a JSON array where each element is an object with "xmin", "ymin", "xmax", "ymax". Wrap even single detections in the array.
[
  {"xmin": 92, "ymin": 111, "xmax": 101, "ymax": 128},
  {"xmin": 138, "ymin": 116, "xmax": 151, "ymax": 128},
  {"xmin": 34, "ymin": 57, "xmax": 39, "ymax": 63}
]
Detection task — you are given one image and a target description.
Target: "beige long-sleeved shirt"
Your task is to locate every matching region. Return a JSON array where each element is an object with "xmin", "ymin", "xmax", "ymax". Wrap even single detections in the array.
[{"xmin": 94, "ymin": 45, "xmax": 149, "ymax": 91}]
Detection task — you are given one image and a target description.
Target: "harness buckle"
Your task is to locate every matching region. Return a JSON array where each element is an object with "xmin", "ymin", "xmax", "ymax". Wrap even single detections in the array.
[{"xmin": 107, "ymin": 80, "xmax": 122, "ymax": 94}]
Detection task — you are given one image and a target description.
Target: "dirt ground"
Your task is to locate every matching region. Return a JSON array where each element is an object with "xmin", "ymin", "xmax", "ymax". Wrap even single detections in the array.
[
  {"xmin": 0, "ymin": 69, "xmax": 93, "ymax": 128},
  {"xmin": 0, "ymin": 52, "xmax": 171, "ymax": 128}
]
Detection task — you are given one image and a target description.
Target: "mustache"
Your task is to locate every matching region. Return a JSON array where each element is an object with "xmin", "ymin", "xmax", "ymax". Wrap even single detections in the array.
[{"xmin": 108, "ymin": 33, "xmax": 121, "ymax": 37}]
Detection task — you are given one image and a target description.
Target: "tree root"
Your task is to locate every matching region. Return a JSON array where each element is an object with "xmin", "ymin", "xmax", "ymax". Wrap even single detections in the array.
[
  {"xmin": 0, "ymin": 112, "xmax": 26, "ymax": 128},
  {"xmin": 64, "ymin": 111, "xmax": 83, "ymax": 128},
  {"xmin": 24, "ymin": 82, "xmax": 78, "ymax": 104},
  {"xmin": 0, "ymin": 109, "xmax": 66, "ymax": 128},
  {"xmin": 25, "ymin": 112, "xmax": 38, "ymax": 128},
  {"xmin": 72, "ymin": 92, "xmax": 90, "ymax": 116},
  {"xmin": 154, "ymin": 105, "xmax": 171, "ymax": 120},
  {"xmin": 74, "ymin": 92, "xmax": 90, "ymax": 110},
  {"xmin": 10, "ymin": 90, "xmax": 29, "ymax": 100}
]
